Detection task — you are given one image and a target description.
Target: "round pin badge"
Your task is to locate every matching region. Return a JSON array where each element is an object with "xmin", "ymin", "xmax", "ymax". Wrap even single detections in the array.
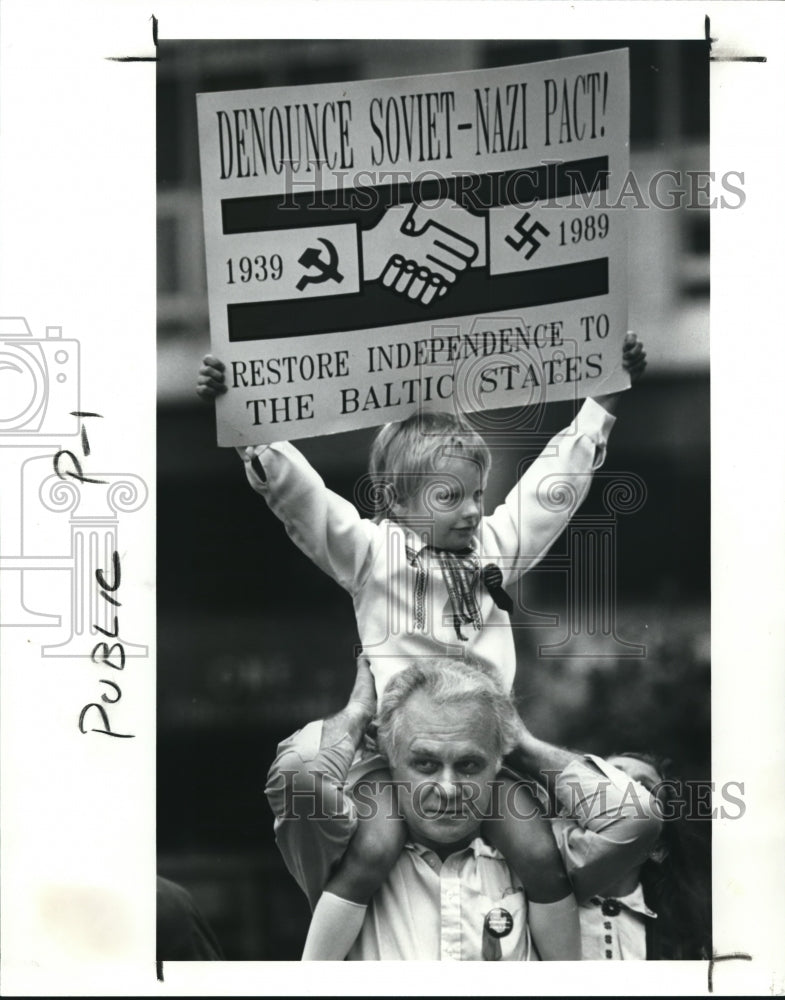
[{"xmin": 484, "ymin": 907, "xmax": 514, "ymax": 938}]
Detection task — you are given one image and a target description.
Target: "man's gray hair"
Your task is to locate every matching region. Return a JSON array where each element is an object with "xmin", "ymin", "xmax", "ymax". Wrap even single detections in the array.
[{"xmin": 376, "ymin": 657, "xmax": 519, "ymax": 765}]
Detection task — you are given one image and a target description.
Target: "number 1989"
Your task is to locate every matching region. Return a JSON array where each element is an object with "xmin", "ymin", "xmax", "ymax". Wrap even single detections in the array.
[{"xmin": 559, "ymin": 214, "xmax": 609, "ymax": 245}]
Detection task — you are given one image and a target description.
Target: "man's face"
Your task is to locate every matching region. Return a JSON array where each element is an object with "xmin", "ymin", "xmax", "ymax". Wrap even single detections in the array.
[
  {"xmin": 396, "ymin": 455, "xmax": 485, "ymax": 551},
  {"xmin": 389, "ymin": 691, "xmax": 501, "ymax": 854}
]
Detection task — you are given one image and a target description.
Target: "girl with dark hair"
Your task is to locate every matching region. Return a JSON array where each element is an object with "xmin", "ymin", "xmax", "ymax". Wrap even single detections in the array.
[{"xmin": 581, "ymin": 754, "xmax": 711, "ymax": 961}]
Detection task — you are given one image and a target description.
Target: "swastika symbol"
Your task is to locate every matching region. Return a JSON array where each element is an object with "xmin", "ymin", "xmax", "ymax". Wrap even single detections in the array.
[{"xmin": 505, "ymin": 212, "xmax": 551, "ymax": 259}]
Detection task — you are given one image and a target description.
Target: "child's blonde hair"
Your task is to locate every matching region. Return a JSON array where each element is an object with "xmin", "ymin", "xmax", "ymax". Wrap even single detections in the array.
[{"xmin": 368, "ymin": 410, "xmax": 492, "ymax": 522}]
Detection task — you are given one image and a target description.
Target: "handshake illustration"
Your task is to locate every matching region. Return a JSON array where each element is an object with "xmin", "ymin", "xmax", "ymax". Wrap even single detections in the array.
[{"xmin": 362, "ymin": 200, "xmax": 486, "ymax": 306}]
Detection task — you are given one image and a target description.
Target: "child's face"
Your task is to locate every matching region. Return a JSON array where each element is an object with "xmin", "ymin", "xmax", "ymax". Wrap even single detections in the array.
[{"xmin": 396, "ymin": 454, "xmax": 486, "ymax": 550}]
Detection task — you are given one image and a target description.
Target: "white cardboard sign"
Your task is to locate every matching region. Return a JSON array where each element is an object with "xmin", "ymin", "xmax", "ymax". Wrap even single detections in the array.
[{"xmin": 198, "ymin": 49, "xmax": 629, "ymax": 444}]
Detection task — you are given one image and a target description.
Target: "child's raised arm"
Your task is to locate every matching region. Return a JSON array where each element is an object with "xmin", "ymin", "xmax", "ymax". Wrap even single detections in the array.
[
  {"xmin": 482, "ymin": 333, "xmax": 647, "ymax": 578},
  {"xmin": 196, "ymin": 355, "xmax": 258, "ymax": 470},
  {"xmin": 195, "ymin": 353, "xmax": 377, "ymax": 595}
]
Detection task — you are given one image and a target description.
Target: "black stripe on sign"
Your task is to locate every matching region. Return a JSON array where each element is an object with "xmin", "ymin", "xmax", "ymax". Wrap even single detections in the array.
[
  {"xmin": 221, "ymin": 157, "xmax": 609, "ymax": 234},
  {"xmin": 227, "ymin": 258, "xmax": 608, "ymax": 342}
]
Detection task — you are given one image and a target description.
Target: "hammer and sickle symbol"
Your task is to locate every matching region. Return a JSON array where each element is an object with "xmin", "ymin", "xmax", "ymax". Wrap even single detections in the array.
[{"xmin": 296, "ymin": 237, "xmax": 344, "ymax": 291}]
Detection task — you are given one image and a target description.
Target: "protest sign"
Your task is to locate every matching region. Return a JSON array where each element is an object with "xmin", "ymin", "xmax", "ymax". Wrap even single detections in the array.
[{"xmin": 197, "ymin": 49, "xmax": 630, "ymax": 445}]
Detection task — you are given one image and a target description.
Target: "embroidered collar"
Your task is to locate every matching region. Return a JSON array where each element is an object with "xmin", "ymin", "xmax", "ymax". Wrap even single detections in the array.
[{"xmin": 404, "ymin": 539, "xmax": 482, "ymax": 639}]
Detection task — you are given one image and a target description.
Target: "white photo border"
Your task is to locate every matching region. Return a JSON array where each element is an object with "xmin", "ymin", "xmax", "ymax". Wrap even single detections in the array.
[{"xmin": 0, "ymin": 1, "xmax": 783, "ymax": 996}]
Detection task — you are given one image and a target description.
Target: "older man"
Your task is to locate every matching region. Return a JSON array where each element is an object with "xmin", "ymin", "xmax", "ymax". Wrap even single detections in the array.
[{"xmin": 265, "ymin": 656, "xmax": 661, "ymax": 961}]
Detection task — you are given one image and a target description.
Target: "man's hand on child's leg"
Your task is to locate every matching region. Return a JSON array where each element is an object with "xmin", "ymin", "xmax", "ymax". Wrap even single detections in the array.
[
  {"xmin": 196, "ymin": 354, "xmax": 227, "ymax": 401},
  {"xmin": 347, "ymin": 655, "xmax": 377, "ymax": 725},
  {"xmin": 320, "ymin": 655, "xmax": 377, "ymax": 752}
]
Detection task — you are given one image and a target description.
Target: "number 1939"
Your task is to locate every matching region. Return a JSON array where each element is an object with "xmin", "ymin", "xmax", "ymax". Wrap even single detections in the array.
[{"xmin": 226, "ymin": 254, "xmax": 283, "ymax": 283}]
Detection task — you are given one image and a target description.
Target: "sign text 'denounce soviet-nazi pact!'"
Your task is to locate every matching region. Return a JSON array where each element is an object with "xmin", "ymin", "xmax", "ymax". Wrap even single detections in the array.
[{"xmin": 197, "ymin": 49, "xmax": 630, "ymax": 445}]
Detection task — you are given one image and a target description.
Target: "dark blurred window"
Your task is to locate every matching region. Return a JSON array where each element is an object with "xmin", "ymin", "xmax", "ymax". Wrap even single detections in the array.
[
  {"xmin": 481, "ymin": 40, "xmax": 564, "ymax": 66},
  {"xmin": 680, "ymin": 211, "xmax": 710, "ymax": 299},
  {"xmin": 686, "ymin": 211, "xmax": 710, "ymax": 255},
  {"xmin": 157, "ymin": 216, "xmax": 179, "ymax": 294},
  {"xmin": 628, "ymin": 41, "xmax": 660, "ymax": 143},
  {"xmin": 680, "ymin": 44, "xmax": 710, "ymax": 139},
  {"xmin": 201, "ymin": 70, "xmax": 274, "ymax": 94},
  {"xmin": 281, "ymin": 52, "xmax": 359, "ymax": 86},
  {"xmin": 158, "ymin": 78, "xmax": 181, "ymax": 185}
]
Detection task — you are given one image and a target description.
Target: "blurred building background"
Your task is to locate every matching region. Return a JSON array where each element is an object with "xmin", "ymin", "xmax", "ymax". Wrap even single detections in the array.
[{"xmin": 157, "ymin": 40, "xmax": 710, "ymax": 960}]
